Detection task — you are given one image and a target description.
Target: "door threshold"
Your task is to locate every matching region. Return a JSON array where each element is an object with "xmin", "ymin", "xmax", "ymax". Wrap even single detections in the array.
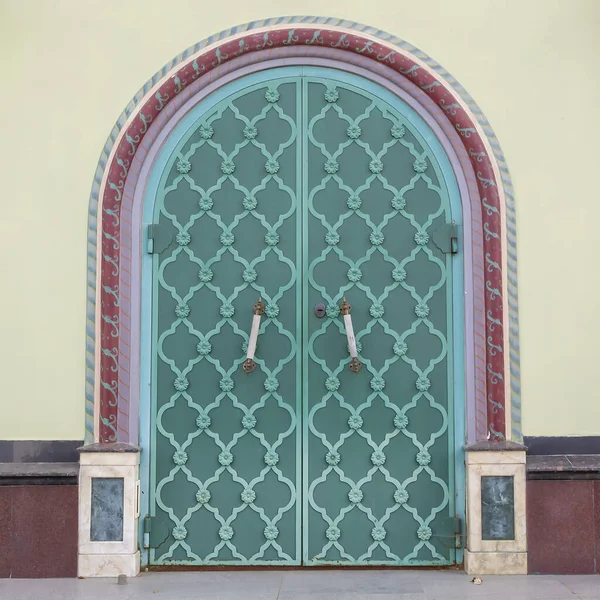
[{"xmin": 145, "ymin": 564, "xmax": 464, "ymax": 572}]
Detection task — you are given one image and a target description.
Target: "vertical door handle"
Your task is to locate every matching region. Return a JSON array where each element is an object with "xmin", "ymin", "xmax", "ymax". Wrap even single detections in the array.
[
  {"xmin": 243, "ymin": 297, "xmax": 265, "ymax": 374},
  {"xmin": 340, "ymin": 297, "xmax": 362, "ymax": 374}
]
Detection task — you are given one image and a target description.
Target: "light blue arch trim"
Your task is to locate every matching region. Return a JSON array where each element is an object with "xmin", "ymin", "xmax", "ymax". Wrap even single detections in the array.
[
  {"xmin": 86, "ymin": 16, "xmax": 520, "ymax": 445},
  {"xmin": 139, "ymin": 66, "xmax": 465, "ymax": 565}
]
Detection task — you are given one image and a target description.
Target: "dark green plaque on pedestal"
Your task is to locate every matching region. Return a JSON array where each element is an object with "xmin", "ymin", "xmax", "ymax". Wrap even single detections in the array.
[
  {"xmin": 481, "ymin": 475, "xmax": 514, "ymax": 540},
  {"xmin": 91, "ymin": 477, "xmax": 124, "ymax": 541}
]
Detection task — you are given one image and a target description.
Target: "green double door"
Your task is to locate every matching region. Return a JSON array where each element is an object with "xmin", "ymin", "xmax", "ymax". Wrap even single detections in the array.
[{"xmin": 149, "ymin": 68, "xmax": 458, "ymax": 566}]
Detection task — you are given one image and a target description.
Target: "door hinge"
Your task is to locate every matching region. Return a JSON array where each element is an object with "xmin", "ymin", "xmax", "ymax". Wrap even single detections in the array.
[
  {"xmin": 143, "ymin": 514, "xmax": 169, "ymax": 549},
  {"xmin": 147, "ymin": 224, "xmax": 173, "ymax": 254},
  {"xmin": 432, "ymin": 222, "xmax": 459, "ymax": 255},
  {"xmin": 436, "ymin": 516, "xmax": 464, "ymax": 549}
]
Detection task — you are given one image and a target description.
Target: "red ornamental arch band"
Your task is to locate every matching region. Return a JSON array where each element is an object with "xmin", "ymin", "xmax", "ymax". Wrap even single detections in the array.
[{"xmin": 94, "ymin": 24, "xmax": 509, "ymax": 444}]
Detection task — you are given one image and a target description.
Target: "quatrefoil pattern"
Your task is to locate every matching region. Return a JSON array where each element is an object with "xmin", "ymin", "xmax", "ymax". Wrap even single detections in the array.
[
  {"xmin": 151, "ymin": 75, "xmax": 454, "ymax": 567},
  {"xmin": 304, "ymin": 78, "xmax": 452, "ymax": 565},
  {"xmin": 152, "ymin": 79, "xmax": 302, "ymax": 565}
]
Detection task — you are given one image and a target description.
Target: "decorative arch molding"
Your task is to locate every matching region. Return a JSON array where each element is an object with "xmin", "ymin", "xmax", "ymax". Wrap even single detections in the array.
[{"xmin": 86, "ymin": 17, "xmax": 520, "ymax": 445}]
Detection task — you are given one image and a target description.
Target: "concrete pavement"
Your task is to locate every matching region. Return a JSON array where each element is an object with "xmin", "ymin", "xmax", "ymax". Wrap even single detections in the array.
[{"xmin": 0, "ymin": 569, "xmax": 599, "ymax": 600}]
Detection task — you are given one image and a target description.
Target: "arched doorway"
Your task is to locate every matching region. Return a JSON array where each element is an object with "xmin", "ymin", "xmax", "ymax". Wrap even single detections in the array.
[
  {"xmin": 83, "ymin": 18, "xmax": 522, "ymax": 575},
  {"xmin": 142, "ymin": 66, "xmax": 463, "ymax": 566}
]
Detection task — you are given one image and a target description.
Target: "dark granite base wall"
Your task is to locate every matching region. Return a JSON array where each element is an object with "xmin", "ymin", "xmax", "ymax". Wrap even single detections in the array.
[
  {"xmin": 525, "ymin": 436, "xmax": 600, "ymax": 455},
  {"xmin": 527, "ymin": 480, "xmax": 600, "ymax": 574},
  {"xmin": 0, "ymin": 485, "xmax": 78, "ymax": 578},
  {"xmin": 0, "ymin": 440, "xmax": 81, "ymax": 463}
]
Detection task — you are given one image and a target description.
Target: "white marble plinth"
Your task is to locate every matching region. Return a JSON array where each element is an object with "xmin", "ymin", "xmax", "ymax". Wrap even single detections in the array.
[
  {"xmin": 78, "ymin": 444, "xmax": 141, "ymax": 578},
  {"xmin": 464, "ymin": 442, "xmax": 528, "ymax": 575}
]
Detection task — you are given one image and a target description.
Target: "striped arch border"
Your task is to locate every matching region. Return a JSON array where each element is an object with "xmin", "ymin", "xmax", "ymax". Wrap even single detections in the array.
[{"xmin": 86, "ymin": 16, "xmax": 520, "ymax": 444}]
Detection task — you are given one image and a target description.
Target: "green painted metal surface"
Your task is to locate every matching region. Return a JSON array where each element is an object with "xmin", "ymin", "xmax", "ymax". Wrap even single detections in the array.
[
  {"xmin": 302, "ymin": 78, "xmax": 454, "ymax": 565},
  {"xmin": 150, "ymin": 72, "xmax": 456, "ymax": 566},
  {"xmin": 151, "ymin": 79, "xmax": 303, "ymax": 565}
]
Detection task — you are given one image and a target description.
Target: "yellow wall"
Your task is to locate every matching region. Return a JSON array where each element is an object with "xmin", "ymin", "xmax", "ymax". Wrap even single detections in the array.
[{"xmin": 1, "ymin": 0, "xmax": 599, "ymax": 439}]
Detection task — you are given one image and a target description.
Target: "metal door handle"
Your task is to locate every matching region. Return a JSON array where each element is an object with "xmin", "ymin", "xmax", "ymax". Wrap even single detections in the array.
[
  {"xmin": 243, "ymin": 297, "xmax": 265, "ymax": 374},
  {"xmin": 340, "ymin": 297, "xmax": 362, "ymax": 374}
]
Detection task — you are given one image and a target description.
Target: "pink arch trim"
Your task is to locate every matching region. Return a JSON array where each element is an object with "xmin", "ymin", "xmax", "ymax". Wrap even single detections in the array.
[{"xmin": 93, "ymin": 24, "xmax": 507, "ymax": 443}]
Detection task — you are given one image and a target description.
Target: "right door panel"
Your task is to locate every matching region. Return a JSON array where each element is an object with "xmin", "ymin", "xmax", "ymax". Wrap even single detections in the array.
[{"xmin": 303, "ymin": 75, "xmax": 456, "ymax": 565}]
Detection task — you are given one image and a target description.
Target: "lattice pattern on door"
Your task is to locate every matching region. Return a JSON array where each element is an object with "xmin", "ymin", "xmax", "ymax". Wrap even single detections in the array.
[
  {"xmin": 150, "ymin": 71, "xmax": 455, "ymax": 567},
  {"xmin": 151, "ymin": 79, "xmax": 302, "ymax": 565},
  {"xmin": 303, "ymin": 78, "xmax": 453, "ymax": 565}
]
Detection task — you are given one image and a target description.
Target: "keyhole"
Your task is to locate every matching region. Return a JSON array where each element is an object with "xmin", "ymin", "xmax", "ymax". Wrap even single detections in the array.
[{"xmin": 314, "ymin": 303, "xmax": 326, "ymax": 318}]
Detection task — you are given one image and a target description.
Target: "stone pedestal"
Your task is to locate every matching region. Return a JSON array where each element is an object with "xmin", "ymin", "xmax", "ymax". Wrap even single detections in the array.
[
  {"xmin": 78, "ymin": 443, "xmax": 140, "ymax": 578},
  {"xmin": 465, "ymin": 441, "xmax": 527, "ymax": 575}
]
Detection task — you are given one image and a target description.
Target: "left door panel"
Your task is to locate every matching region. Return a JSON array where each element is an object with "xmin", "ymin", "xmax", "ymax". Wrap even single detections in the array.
[{"xmin": 150, "ymin": 78, "xmax": 302, "ymax": 565}]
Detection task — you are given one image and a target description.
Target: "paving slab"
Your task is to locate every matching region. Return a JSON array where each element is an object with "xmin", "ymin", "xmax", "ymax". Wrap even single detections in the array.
[{"xmin": 417, "ymin": 572, "xmax": 578, "ymax": 599}]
